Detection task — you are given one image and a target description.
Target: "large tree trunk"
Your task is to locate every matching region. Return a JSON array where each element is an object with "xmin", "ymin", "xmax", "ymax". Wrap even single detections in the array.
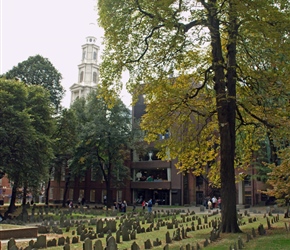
[
  {"xmin": 208, "ymin": 0, "xmax": 241, "ymax": 233},
  {"xmin": 45, "ymin": 178, "xmax": 51, "ymax": 205},
  {"xmin": 62, "ymin": 173, "xmax": 70, "ymax": 208},
  {"xmin": 21, "ymin": 184, "xmax": 27, "ymax": 214}
]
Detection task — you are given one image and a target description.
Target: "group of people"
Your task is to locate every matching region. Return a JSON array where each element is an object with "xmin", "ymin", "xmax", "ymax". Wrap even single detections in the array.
[
  {"xmin": 142, "ymin": 198, "xmax": 153, "ymax": 212},
  {"xmin": 204, "ymin": 196, "xmax": 221, "ymax": 210},
  {"xmin": 114, "ymin": 200, "xmax": 127, "ymax": 212}
]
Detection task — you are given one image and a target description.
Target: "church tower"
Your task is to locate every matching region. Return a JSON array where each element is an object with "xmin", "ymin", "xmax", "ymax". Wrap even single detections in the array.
[{"xmin": 70, "ymin": 36, "xmax": 100, "ymax": 104}]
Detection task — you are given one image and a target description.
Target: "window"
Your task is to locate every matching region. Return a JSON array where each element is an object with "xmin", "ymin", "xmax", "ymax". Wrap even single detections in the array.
[
  {"xmin": 60, "ymin": 188, "xmax": 64, "ymax": 200},
  {"xmin": 80, "ymin": 71, "xmax": 84, "ymax": 82},
  {"xmin": 79, "ymin": 190, "xmax": 84, "ymax": 199},
  {"xmin": 93, "ymin": 51, "xmax": 97, "ymax": 60},
  {"xmin": 82, "ymin": 50, "xmax": 86, "ymax": 60},
  {"xmin": 49, "ymin": 188, "xmax": 53, "ymax": 199},
  {"xmin": 69, "ymin": 189, "xmax": 74, "ymax": 200},
  {"xmin": 93, "ymin": 72, "xmax": 97, "ymax": 83},
  {"xmin": 90, "ymin": 190, "xmax": 96, "ymax": 202},
  {"xmin": 244, "ymin": 175, "xmax": 251, "ymax": 186},
  {"xmin": 61, "ymin": 166, "xmax": 65, "ymax": 181},
  {"xmin": 91, "ymin": 168, "xmax": 97, "ymax": 181},
  {"xmin": 50, "ymin": 167, "xmax": 55, "ymax": 181}
]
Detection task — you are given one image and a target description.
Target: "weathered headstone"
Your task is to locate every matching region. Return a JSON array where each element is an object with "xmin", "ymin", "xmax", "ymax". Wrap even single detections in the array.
[
  {"xmin": 131, "ymin": 241, "xmax": 141, "ymax": 250},
  {"xmin": 144, "ymin": 239, "xmax": 152, "ymax": 249},
  {"xmin": 93, "ymin": 239, "xmax": 103, "ymax": 250},
  {"xmin": 106, "ymin": 236, "xmax": 118, "ymax": 250},
  {"xmin": 83, "ymin": 238, "xmax": 92, "ymax": 250}
]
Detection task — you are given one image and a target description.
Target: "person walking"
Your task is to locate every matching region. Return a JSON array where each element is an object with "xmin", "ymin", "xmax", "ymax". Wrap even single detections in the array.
[
  {"xmin": 142, "ymin": 200, "xmax": 146, "ymax": 211},
  {"xmin": 147, "ymin": 198, "xmax": 153, "ymax": 213}
]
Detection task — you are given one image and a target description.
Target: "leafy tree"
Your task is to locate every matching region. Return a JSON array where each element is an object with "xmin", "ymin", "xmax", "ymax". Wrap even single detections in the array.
[
  {"xmin": 45, "ymin": 108, "xmax": 78, "ymax": 206},
  {"xmin": 3, "ymin": 55, "xmax": 64, "ymax": 111},
  {"xmin": 0, "ymin": 78, "xmax": 54, "ymax": 216},
  {"xmin": 98, "ymin": 0, "xmax": 290, "ymax": 232},
  {"xmin": 69, "ymin": 91, "xmax": 132, "ymax": 208},
  {"xmin": 266, "ymin": 147, "xmax": 290, "ymax": 216}
]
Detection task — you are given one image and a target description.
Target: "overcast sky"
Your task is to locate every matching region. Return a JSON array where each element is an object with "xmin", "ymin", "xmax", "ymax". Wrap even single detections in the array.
[{"xmin": 1, "ymin": 0, "xmax": 131, "ymax": 108}]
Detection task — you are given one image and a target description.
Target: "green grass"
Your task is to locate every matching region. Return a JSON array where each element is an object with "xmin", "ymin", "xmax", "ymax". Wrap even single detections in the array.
[{"xmin": 2, "ymin": 207, "xmax": 290, "ymax": 250}]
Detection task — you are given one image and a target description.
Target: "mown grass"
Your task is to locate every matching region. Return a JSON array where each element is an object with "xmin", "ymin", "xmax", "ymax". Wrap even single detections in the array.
[{"xmin": 2, "ymin": 206, "xmax": 290, "ymax": 249}]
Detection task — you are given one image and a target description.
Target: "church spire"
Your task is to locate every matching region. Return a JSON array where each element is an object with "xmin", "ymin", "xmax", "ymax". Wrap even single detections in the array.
[{"xmin": 70, "ymin": 31, "xmax": 100, "ymax": 105}]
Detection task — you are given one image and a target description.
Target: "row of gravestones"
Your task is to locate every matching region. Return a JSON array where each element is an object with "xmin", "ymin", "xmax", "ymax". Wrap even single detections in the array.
[
  {"xmin": 7, "ymin": 215, "xmax": 221, "ymax": 250},
  {"xmin": 6, "ymin": 208, "xmax": 220, "ymax": 250},
  {"xmin": 229, "ymin": 214, "xmax": 280, "ymax": 250}
]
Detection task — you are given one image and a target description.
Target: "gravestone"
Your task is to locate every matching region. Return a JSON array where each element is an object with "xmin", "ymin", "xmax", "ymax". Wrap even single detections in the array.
[
  {"xmin": 93, "ymin": 239, "xmax": 103, "ymax": 250},
  {"xmin": 96, "ymin": 219, "xmax": 104, "ymax": 234},
  {"xmin": 163, "ymin": 244, "xmax": 169, "ymax": 250},
  {"xmin": 131, "ymin": 241, "xmax": 140, "ymax": 250},
  {"xmin": 115, "ymin": 230, "xmax": 121, "ymax": 243},
  {"xmin": 203, "ymin": 238, "xmax": 209, "ymax": 247},
  {"xmin": 47, "ymin": 238, "xmax": 57, "ymax": 247},
  {"xmin": 144, "ymin": 239, "xmax": 152, "ymax": 249},
  {"xmin": 153, "ymin": 238, "xmax": 162, "ymax": 246},
  {"xmin": 251, "ymin": 227, "xmax": 256, "ymax": 238},
  {"xmin": 165, "ymin": 231, "xmax": 172, "ymax": 244},
  {"xmin": 58, "ymin": 236, "xmax": 65, "ymax": 246},
  {"xmin": 34, "ymin": 235, "xmax": 47, "ymax": 249},
  {"xmin": 106, "ymin": 236, "xmax": 118, "ymax": 250},
  {"xmin": 63, "ymin": 243, "xmax": 70, "ymax": 250},
  {"xmin": 7, "ymin": 238, "xmax": 17, "ymax": 250},
  {"xmin": 258, "ymin": 224, "xmax": 266, "ymax": 235},
  {"xmin": 122, "ymin": 226, "xmax": 130, "ymax": 241},
  {"xmin": 83, "ymin": 238, "xmax": 92, "ymax": 250},
  {"xmin": 72, "ymin": 236, "xmax": 79, "ymax": 244}
]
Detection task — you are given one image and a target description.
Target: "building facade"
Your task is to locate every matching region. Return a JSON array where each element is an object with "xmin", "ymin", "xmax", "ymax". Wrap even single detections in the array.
[{"xmin": 130, "ymin": 93, "xmax": 213, "ymax": 206}]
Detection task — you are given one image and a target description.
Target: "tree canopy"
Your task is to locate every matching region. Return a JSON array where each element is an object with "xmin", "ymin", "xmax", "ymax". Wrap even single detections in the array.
[
  {"xmin": 98, "ymin": 0, "xmax": 290, "ymax": 232},
  {"xmin": 3, "ymin": 55, "xmax": 64, "ymax": 111},
  {"xmin": 69, "ymin": 90, "xmax": 132, "ymax": 207},
  {"xmin": 0, "ymin": 78, "xmax": 55, "ymax": 214}
]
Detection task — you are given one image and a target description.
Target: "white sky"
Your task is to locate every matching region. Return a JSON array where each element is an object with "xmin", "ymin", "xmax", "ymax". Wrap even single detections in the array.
[{"xmin": 0, "ymin": 0, "xmax": 131, "ymax": 108}]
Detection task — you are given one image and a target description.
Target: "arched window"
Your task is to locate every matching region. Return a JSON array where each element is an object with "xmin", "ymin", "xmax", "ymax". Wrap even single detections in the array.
[
  {"xmin": 80, "ymin": 71, "xmax": 84, "ymax": 82},
  {"xmin": 93, "ymin": 72, "xmax": 97, "ymax": 83},
  {"xmin": 93, "ymin": 51, "xmax": 97, "ymax": 60}
]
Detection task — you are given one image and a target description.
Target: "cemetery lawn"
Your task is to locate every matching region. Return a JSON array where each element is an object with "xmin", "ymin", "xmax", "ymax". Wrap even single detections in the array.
[{"xmin": 2, "ymin": 207, "xmax": 290, "ymax": 249}]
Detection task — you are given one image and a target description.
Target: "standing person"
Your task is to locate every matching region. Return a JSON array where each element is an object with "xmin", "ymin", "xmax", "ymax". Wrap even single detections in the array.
[
  {"xmin": 212, "ymin": 196, "xmax": 217, "ymax": 208},
  {"xmin": 78, "ymin": 196, "xmax": 82, "ymax": 205},
  {"xmin": 207, "ymin": 199, "xmax": 212, "ymax": 210},
  {"xmin": 142, "ymin": 200, "xmax": 146, "ymax": 211},
  {"xmin": 218, "ymin": 197, "xmax": 222, "ymax": 210},
  {"xmin": 147, "ymin": 198, "xmax": 153, "ymax": 213},
  {"xmin": 122, "ymin": 200, "xmax": 127, "ymax": 213}
]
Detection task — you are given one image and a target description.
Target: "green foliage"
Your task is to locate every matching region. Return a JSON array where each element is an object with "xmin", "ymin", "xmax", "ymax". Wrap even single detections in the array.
[
  {"xmin": 3, "ymin": 55, "xmax": 64, "ymax": 111},
  {"xmin": 0, "ymin": 78, "xmax": 54, "ymax": 193},
  {"xmin": 98, "ymin": 0, "xmax": 290, "ymax": 232},
  {"xmin": 69, "ymin": 90, "xmax": 132, "ymax": 191}
]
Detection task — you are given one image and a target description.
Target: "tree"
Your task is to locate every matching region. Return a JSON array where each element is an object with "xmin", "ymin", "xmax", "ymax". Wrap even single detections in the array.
[
  {"xmin": 98, "ymin": 0, "xmax": 290, "ymax": 232},
  {"xmin": 3, "ymin": 55, "xmax": 64, "ymax": 111},
  {"xmin": 69, "ymin": 91, "xmax": 132, "ymax": 208},
  {"xmin": 266, "ymin": 147, "xmax": 290, "ymax": 216},
  {"xmin": 45, "ymin": 108, "xmax": 78, "ymax": 206},
  {"xmin": 0, "ymin": 78, "xmax": 54, "ymax": 216}
]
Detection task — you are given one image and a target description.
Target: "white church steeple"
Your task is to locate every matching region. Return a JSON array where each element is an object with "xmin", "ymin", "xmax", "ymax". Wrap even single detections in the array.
[{"xmin": 70, "ymin": 32, "xmax": 100, "ymax": 104}]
